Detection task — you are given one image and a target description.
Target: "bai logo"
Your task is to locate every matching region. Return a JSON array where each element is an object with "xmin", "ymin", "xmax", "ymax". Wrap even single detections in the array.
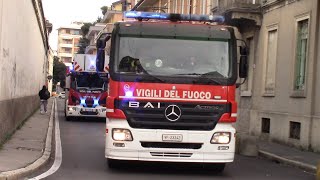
[{"xmin": 129, "ymin": 101, "xmax": 161, "ymax": 109}]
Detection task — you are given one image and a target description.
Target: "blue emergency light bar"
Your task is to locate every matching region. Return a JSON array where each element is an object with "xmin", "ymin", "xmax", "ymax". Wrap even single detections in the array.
[{"xmin": 124, "ymin": 11, "xmax": 225, "ymax": 23}]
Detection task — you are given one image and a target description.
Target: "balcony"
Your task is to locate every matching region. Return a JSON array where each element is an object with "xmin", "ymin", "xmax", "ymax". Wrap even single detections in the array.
[
  {"xmin": 102, "ymin": 10, "xmax": 123, "ymax": 23},
  {"xmin": 214, "ymin": 0, "xmax": 262, "ymax": 30},
  {"xmin": 58, "ymin": 52, "xmax": 73, "ymax": 58},
  {"xmin": 59, "ymin": 43, "xmax": 73, "ymax": 48}
]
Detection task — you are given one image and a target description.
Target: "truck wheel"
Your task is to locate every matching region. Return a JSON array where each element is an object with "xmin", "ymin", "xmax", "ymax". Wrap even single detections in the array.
[
  {"xmin": 107, "ymin": 159, "xmax": 121, "ymax": 169},
  {"xmin": 66, "ymin": 116, "xmax": 71, "ymax": 121},
  {"xmin": 206, "ymin": 163, "xmax": 226, "ymax": 173}
]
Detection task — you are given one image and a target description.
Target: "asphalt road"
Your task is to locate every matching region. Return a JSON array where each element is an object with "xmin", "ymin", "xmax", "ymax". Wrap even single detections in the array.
[{"xmin": 42, "ymin": 99, "xmax": 315, "ymax": 180}]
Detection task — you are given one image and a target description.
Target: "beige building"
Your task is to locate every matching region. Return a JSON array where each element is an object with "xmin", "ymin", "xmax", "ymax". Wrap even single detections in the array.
[
  {"xmin": 57, "ymin": 22, "xmax": 83, "ymax": 66},
  {"xmin": 0, "ymin": 0, "xmax": 50, "ymax": 144},
  {"xmin": 212, "ymin": 0, "xmax": 320, "ymax": 152},
  {"xmin": 135, "ymin": 0, "xmax": 320, "ymax": 152},
  {"xmin": 133, "ymin": 0, "xmax": 214, "ymax": 14},
  {"xmin": 86, "ymin": 23, "xmax": 106, "ymax": 55}
]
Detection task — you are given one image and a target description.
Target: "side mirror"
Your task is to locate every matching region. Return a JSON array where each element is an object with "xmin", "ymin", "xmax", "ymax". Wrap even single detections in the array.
[
  {"xmin": 96, "ymin": 33, "xmax": 111, "ymax": 72},
  {"xmin": 239, "ymin": 46, "xmax": 248, "ymax": 78},
  {"xmin": 65, "ymin": 76, "xmax": 71, "ymax": 89}
]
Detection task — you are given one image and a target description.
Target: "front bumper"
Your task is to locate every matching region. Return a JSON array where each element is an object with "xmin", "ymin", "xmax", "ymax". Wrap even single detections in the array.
[
  {"xmin": 105, "ymin": 118, "xmax": 236, "ymax": 163},
  {"xmin": 66, "ymin": 106, "xmax": 106, "ymax": 118}
]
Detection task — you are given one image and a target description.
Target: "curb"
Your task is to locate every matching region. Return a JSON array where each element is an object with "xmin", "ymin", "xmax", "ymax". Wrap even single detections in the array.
[
  {"xmin": 317, "ymin": 161, "xmax": 320, "ymax": 180},
  {"xmin": 0, "ymin": 99, "xmax": 56, "ymax": 180},
  {"xmin": 258, "ymin": 150, "xmax": 317, "ymax": 173}
]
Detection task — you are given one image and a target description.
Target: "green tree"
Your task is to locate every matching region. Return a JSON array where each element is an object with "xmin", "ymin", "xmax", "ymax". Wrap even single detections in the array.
[
  {"xmin": 101, "ymin": 6, "xmax": 109, "ymax": 15},
  {"xmin": 80, "ymin": 22, "xmax": 93, "ymax": 37},
  {"xmin": 95, "ymin": 16, "xmax": 102, "ymax": 24},
  {"xmin": 53, "ymin": 56, "xmax": 67, "ymax": 88},
  {"xmin": 77, "ymin": 38, "xmax": 90, "ymax": 54},
  {"xmin": 77, "ymin": 23, "xmax": 93, "ymax": 54}
]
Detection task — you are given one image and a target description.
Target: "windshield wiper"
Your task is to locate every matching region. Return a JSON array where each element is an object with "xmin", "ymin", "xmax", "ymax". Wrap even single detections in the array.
[
  {"xmin": 90, "ymin": 88, "xmax": 103, "ymax": 91},
  {"xmin": 136, "ymin": 74, "xmax": 166, "ymax": 83},
  {"xmin": 77, "ymin": 87, "xmax": 89, "ymax": 90},
  {"xmin": 135, "ymin": 68, "xmax": 166, "ymax": 83},
  {"xmin": 175, "ymin": 72, "xmax": 223, "ymax": 85}
]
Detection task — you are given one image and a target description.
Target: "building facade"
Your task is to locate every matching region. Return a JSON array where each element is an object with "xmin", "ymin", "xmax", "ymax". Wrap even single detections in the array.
[
  {"xmin": 133, "ymin": 0, "xmax": 214, "ymax": 14},
  {"xmin": 57, "ymin": 22, "xmax": 82, "ymax": 66},
  {"xmin": 234, "ymin": 0, "xmax": 319, "ymax": 152},
  {"xmin": 135, "ymin": 0, "xmax": 320, "ymax": 152},
  {"xmin": 85, "ymin": 23, "xmax": 106, "ymax": 55},
  {"xmin": 0, "ymin": 0, "xmax": 50, "ymax": 144}
]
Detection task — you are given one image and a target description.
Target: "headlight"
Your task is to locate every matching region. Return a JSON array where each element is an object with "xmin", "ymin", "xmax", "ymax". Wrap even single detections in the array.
[
  {"xmin": 210, "ymin": 132, "xmax": 231, "ymax": 144},
  {"xmin": 68, "ymin": 107, "xmax": 76, "ymax": 111},
  {"xmin": 112, "ymin": 129, "xmax": 133, "ymax": 141}
]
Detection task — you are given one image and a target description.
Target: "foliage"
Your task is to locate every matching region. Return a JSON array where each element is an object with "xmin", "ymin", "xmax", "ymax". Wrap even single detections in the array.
[
  {"xmin": 77, "ymin": 38, "xmax": 90, "ymax": 54},
  {"xmin": 80, "ymin": 23, "xmax": 93, "ymax": 37},
  {"xmin": 95, "ymin": 16, "xmax": 102, "ymax": 24},
  {"xmin": 101, "ymin": 6, "xmax": 109, "ymax": 15},
  {"xmin": 53, "ymin": 56, "xmax": 67, "ymax": 87}
]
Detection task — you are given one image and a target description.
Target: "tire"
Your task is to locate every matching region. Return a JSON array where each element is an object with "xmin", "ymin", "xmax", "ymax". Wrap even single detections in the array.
[
  {"xmin": 205, "ymin": 163, "xmax": 226, "ymax": 173},
  {"xmin": 66, "ymin": 116, "xmax": 71, "ymax": 121},
  {"xmin": 107, "ymin": 159, "xmax": 121, "ymax": 169}
]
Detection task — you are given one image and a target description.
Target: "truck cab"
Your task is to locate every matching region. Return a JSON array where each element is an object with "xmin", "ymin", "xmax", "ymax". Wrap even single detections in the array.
[{"xmin": 65, "ymin": 54, "xmax": 109, "ymax": 120}]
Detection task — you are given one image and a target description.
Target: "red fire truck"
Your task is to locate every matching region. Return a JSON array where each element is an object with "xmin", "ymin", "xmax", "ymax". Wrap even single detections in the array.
[
  {"xmin": 64, "ymin": 54, "xmax": 109, "ymax": 121},
  {"xmin": 100, "ymin": 12, "xmax": 248, "ymax": 172}
]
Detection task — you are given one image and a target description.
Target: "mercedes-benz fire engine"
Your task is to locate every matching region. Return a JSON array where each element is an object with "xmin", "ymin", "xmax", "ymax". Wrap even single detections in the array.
[
  {"xmin": 64, "ymin": 54, "xmax": 109, "ymax": 121},
  {"xmin": 101, "ymin": 12, "xmax": 248, "ymax": 172}
]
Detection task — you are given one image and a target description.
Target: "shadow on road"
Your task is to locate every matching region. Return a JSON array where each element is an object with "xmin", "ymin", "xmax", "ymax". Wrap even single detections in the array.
[{"xmin": 107, "ymin": 161, "xmax": 229, "ymax": 177}]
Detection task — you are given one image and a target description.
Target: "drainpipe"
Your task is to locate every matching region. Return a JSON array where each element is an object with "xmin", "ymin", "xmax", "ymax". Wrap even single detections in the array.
[{"xmin": 189, "ymin": 0, "xmax": 193, "ymax": 15}]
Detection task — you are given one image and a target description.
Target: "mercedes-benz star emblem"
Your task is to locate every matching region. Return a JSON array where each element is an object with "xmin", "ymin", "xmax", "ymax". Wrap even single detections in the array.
[{"xmin": 165, "ymin": 105, "xmax": 182, "ymax": 122}]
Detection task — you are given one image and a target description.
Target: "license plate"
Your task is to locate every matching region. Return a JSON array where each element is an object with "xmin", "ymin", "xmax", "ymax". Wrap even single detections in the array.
[
  {"xmin": 162, "ymin": 134, "xmax": 183, "ymax": 142},
  {"xmin": 82, "ymin": 108, "xmax": 95, "ymax": 112}
]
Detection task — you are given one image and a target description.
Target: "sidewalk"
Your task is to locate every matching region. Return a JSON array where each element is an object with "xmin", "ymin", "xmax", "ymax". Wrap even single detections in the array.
[
  {"xmin": 258, "ymin": 141, "xmax": 319, "ymax": 173},
  {"xmin": 0, "ymin": 98, "xmax": 55, "ymax": 180}
]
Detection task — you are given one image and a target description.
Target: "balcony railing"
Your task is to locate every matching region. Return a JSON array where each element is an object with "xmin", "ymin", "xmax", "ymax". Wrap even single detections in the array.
[{"xmin": 216, "ymin": 0, "xmax": 262, "ymax": 13}]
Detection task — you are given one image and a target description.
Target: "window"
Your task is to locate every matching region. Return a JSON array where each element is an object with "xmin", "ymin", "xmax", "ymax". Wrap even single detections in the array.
[
  {"xmin": 294, "ymin": 19, "xmax": 309, "ymax": 91},
  {"xmin": 263, "ymin": 24, "xmax": 278, "ymax": 96},
  {"xmin": 241, "ymin": 37, "xmax": 254, "ymax": 96},
  {"xmin": 73, "ymin": 30, "xmax": 80, "ymax": 35},
  {"xmin": 289, "ymin": 121, "xmax": 301, "ymax": 140},
  {"xmin": 117, "ymin": 37, "xmax": 230, "ymax": 78},
  {"xmin": 65, "ymin": 29, "xmax": 70, "ymax": 34},
  {"xmin": 261, "ymin": 118, "xmax": 270, "ymax": 134}
]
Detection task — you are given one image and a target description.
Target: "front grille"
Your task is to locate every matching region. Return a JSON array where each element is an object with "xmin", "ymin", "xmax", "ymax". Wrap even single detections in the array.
[
  {"xmin": 80, "ymin": 111, "xmax": 98, "ymax": 115},
  {"xmin": 141, "ymin": 142, "xmax": 203, "ymax": 149},
  {"xmin": 116, "ymin": 100, "xmax": 231, "ymax": 131},
  {"xmin": 86, "ymin": 99, "xmax": 94, "ymax": 108},
  {"xmin": 150, "ymin": 152, "xmax": 193, "ymax": 158}
]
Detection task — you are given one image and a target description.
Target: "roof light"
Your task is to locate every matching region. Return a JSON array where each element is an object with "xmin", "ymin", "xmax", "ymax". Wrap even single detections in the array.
[{"xmin": 124, "ymin": 11, "xmax": 225, "ymax": 23}]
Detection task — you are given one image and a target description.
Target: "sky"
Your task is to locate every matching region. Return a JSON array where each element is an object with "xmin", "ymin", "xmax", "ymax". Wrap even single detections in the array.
[{"xmin": 42, "ymin": 0, "xmax": 119, "ymax": 51}]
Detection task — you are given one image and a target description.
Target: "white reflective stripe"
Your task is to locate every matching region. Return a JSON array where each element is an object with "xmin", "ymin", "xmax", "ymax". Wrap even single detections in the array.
[
  {"xmin": 106, "ymin": 109, "xmax": 114, "ymax": 113},
  {"xmin": 118, "ymin": 96, "xmax": 227, "ymax": 103},
  {"xmin": 231, "ymin": 113, "xmax": 237, "ymax": 117}
]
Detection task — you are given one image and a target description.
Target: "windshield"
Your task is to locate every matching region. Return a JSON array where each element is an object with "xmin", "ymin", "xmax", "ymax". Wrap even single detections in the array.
[
  {"xmin": 116, "ymin": 37, "xmax": 230, "ymax": 78},
  {"xmin": 74, "ymin": 73, "xmax": 105, "ymax": 90}
]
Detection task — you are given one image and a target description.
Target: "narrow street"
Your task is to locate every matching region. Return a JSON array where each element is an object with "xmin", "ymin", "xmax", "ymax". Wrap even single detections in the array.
[{"xmin": 41, "ymin": 99, "xmax": 314, "ymax": 180}]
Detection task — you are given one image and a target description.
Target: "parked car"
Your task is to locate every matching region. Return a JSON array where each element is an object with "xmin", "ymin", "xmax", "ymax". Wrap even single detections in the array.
[{"xmin": 58, "ymin": 92, "xmax": 65, "ymax": 99}]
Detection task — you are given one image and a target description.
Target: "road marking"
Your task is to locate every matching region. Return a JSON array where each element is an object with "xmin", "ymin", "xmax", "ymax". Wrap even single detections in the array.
[{"xmin": 30, "ymin": 99, "xmax": 62, "ymax": 179}]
